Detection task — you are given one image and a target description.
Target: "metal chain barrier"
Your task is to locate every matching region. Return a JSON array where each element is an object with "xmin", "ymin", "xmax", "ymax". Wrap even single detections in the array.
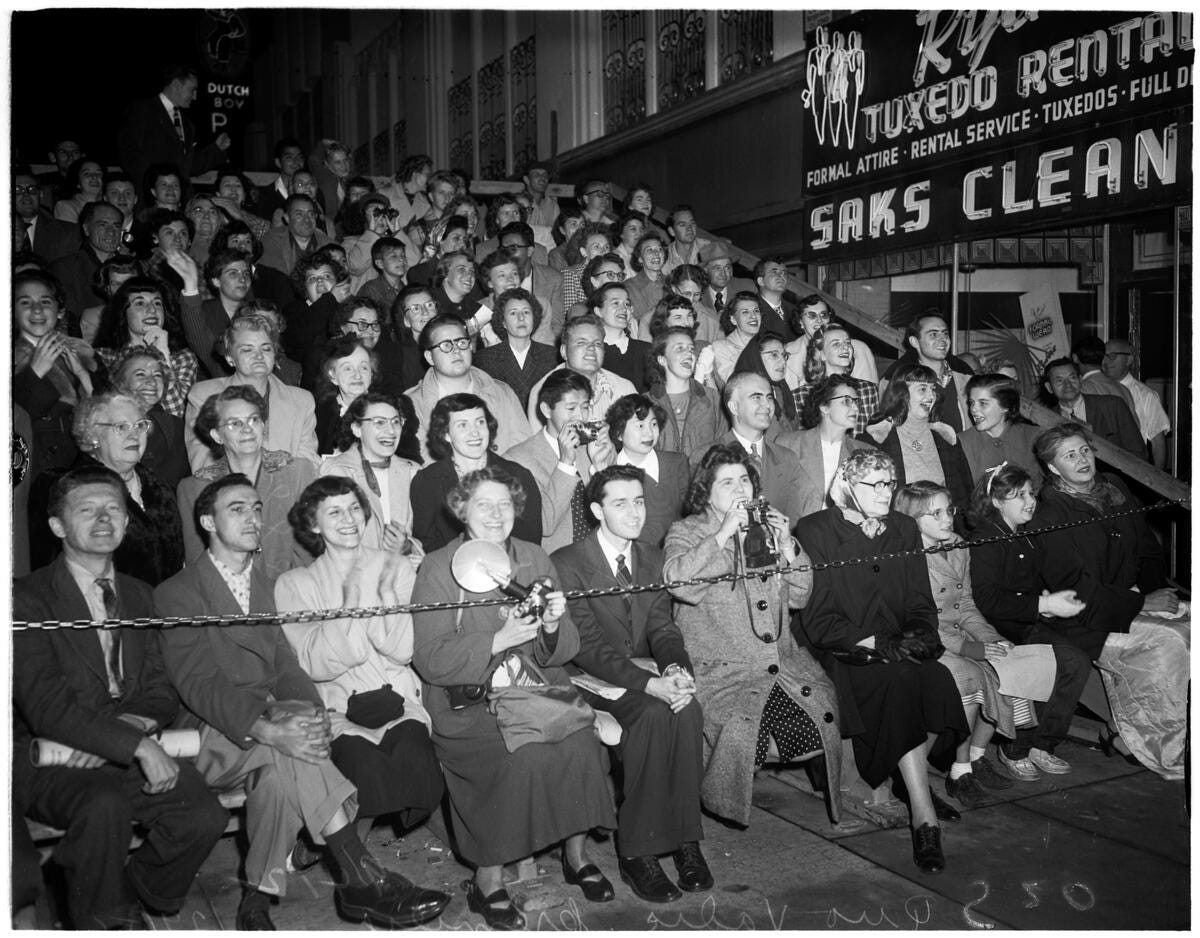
[{"xmin": 12, "ymin": 498, "xmax": 1187, "ymax": 632}]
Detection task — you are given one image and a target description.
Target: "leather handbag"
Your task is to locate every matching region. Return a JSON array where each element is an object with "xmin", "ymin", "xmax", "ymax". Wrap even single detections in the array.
[
  {"xmin": 345, "ymin": 684, "xmax": 406, "ymax": 728},
  {"xmin": 486, "ymin": 652, "xmax": 595, "ymax": 753}
]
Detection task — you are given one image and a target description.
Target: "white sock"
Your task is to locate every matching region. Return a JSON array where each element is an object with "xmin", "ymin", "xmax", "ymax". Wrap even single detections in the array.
[
  {"xmin": 949, "ymin": 761, "xmax": 972, "ymax": 780},
  {"xmin": 969, "ymin": 746, "xmax": 987, "ymax": 763}
]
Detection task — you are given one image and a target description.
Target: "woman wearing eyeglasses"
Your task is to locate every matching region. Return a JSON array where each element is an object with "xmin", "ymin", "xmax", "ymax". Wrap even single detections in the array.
[
  {"xmin": 796, "ymin": 449, "xmax": 969, "ymax": 874},
  {"xmin": 775, "ymin": 376, "xmax": 872, "ymax": 521},
  {"xmin": 895, "ymin": 480, "xmax": 1054, "ymax": 805},
  {"xmin": 177, "ymin": 385, "xmax": 317, "ymax": 579},
  {"xmin": 731, "ymin": 334, "xmax": 798, "ymax": 434},
  {"xmin": 793, "ymin": 325, "xmax": 879, "ymax": 436},
  {"xmin": 323, "ymin": 391, "xmax": 426, "ymax": 560},
  {"xmin": 28, "ymin": 391, "xmax": 184, "ymax": 585}
]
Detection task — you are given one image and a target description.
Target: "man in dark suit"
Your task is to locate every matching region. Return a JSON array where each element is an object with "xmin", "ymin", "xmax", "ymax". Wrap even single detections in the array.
[
  {"xmin": 13, "ymin": 466, "xmax": 228, "ymax": 929},
  {"xmin": 116, "ymin": 63, "xmax": 231, "ymax": 193},
  {"xmin": 154, "ymin": 475, "xmax": 451, "ymax": 930},
  {"xmin": 552, "ymin": 465, "xmax": 710, "ymax": 903},
  {"xmin": 47, "ymin": 201, "xmax": 127, "ymax": 330},
  {"xmin": 1042, "ymin": 358, "xmax": 1145, "ymax": 458},
  {"xmin": 753, "ymin": 256, "xmax": 796, "ymax": 342},
  {"xmin": 697, "ymin": 371, "xmax": 813, "ymax": 527},
  {"xmin": 253, "ymin": 136, "xmax": 306, "ymax": 223},
  {"xmin": 14, "ymin": 165, "xmax": 79, "ymax": 263}
]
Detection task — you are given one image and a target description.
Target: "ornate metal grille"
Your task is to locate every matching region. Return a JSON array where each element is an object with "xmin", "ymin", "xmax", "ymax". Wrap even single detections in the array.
[
  {"xmin": 717, "ymin": 11, "xmax": 773, "ymax": 85},
  {"xmin": 510, "ymin": 35, "xmax": 537, "ymax": 177},
  {"xmin": 656, "ymin": 10, "xmax": 706, "ymax": 112},
  {"xmin": 602, "ymin": 12, "xmax": 646, "ymax": 133},
  {"xmin": 478, "ymin": 53, "xmax": 507, "ymax": 180},
  {"xmin": 448, "ymin": 75, "xmax": 474, "ymax": 176}
]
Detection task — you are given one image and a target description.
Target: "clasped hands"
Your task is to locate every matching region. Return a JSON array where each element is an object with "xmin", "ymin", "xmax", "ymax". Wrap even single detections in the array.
[
  {"xmin": 261, "ymin": 700, "xmax": 333, "ymax": 765},
  {"xmin": 646, "ymin": 664, "xmax": 696, "ymax": 713}
]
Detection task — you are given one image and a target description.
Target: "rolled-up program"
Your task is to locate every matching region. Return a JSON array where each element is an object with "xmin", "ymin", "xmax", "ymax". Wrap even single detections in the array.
[{"xmin": 30, "ymin": 729, "xmax": 202, "ymax": 767}]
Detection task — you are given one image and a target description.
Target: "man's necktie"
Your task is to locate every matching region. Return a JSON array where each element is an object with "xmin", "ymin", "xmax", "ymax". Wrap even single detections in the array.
[
  {"xmin": 749, "ymin": 442, "xmax": 763, "ymax": 475},
  {"xmin": 172, "ymin": 106, "xmax": 185, "ymax": 143},
  {"xmin": 96, "ymin": 577, "xmax": 122, "ymax": 697},
  {"xmin": 715, "ymin": 290, "xmax": 725, "ymax": 313},
  {"xmin": 20, "ymin": 226, "xmax": 32, "ymax": 252},
  {"xmin": 615, "ymin": 553, "xmax": 634, "ymax": 610},
  {"xmin": 570, "ymin": 480, "xmax": 592, "ymax": 542}
]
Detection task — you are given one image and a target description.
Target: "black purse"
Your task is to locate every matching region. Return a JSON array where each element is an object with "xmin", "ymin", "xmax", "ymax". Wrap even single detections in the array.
[{"xmin": 345, "ymin": 685, "xmax": 406, "ymax": 729}]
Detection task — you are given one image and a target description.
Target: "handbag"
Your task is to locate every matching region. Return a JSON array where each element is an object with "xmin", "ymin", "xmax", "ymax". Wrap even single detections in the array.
[
  {"xmin": 345, "ymin": 684, "xmax": 406, "ymax": 729},
  {"xmin": 486, "ymin": 651, "xmax": 595, "ymax": 753}
]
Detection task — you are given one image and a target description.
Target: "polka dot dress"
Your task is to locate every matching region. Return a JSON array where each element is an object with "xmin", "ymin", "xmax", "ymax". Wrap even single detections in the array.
[{"xmin": 754, "ymin": 683, "xmax": 823, "ymax": 766}]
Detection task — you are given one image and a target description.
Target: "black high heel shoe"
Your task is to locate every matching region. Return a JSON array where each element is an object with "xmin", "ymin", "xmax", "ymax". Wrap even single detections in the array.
[
  {"xmin": 1098, "ymin": 728, "xmax": 1140, "ymax": 766},
  {"xmin": 561, "ymin": 853, "xmax": 615, "ymax": 902}
]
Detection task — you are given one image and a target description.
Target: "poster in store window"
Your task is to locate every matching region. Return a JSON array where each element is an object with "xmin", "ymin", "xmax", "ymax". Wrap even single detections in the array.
[{"xmin": 1018, "ymin": 283, "xmax": 1071, "ymax": 389}]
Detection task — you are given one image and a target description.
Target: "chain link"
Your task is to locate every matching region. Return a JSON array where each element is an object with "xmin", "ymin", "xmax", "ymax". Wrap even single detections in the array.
[{"xmin": 12, "ymin": 498, "xmax": 1187, "ymax": 632}]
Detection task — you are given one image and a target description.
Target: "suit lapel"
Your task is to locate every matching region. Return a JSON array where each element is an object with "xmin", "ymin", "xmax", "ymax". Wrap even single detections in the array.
[
  {"xmin": 582, "ymin": 534, "xmax": 635, "ymax": 645},
  {"xmin": 51, "ymin": 558, "xmax": 110, "ymax": 686}
]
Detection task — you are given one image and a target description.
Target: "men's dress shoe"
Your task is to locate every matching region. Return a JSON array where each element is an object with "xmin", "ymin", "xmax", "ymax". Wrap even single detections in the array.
[
  {"xmin": 285, "ymin": 838, "xmax": 322, "ymax": 873},
  {"xmin": 619, "ymin": 855, "xmax": 682, "ymax": 903},
  {"xmin": 998, "ymin": 747, "xmax": 1042, "ymax": 782},
  {"xmin": 928, "ymin": 787, "xmax": 961, "ymax": 822},
  {"xmin": 335, "ymin": 863, "xmax": 451, "ymax": 928},
  {"xmin": 944, "ymin": 772, "xmax": 988, "ymax": 808},
  {"xmin": 911, "ymin": 823, "xmax": 945, "ymax": 874},
  {"xmin": 970, "ymin": 755, "xmax": 1015, "ymax": 790},
  {"xmin": 1029, "ymin": 747, "xmax": 1072, "ymax": 775},
  {"xmin": 672, "ymin": 842, "xmax": 713, "ymax": 892},
  {"xmin": 465, "ymin": 881, "xmax": 525, "ymax": 930},
  {"xmin": 234, "ymin": 906, "xmax": 276, "ymax": 931},
  {"xmin": 561, "ymin": 853, "xmax": 615, "ymax": 902}
]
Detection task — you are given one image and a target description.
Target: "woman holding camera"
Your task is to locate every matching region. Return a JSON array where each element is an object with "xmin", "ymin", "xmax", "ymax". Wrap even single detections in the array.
[
  {"xmin": 662, "ymin": 443, "xmax": 844, "ymax": 830},
  {"xmin": 796, "ymin": 449, "xmax": 968, "ymax": 874},
  {"xmin": 276, "ymin": 476, "xmax": 445, "ymax": 835},
  {"xmin": 411, "ymin": 467, "xmax": 616, "ymax": 929}
]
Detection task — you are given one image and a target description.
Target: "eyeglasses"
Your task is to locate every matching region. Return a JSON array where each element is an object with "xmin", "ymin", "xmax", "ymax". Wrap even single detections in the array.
[
  {"xmin": 347, "ymin": 320, "xmax": 382, "ymax": 332},
  {"xmin": 427, "ymin": 337, "xmax": 472, "ymax": 353},
  {"xmin": 761, "ymin": 350, "xmax": 790, "ymax": 361},
  {"xmin": 828, "ymin": 395, "xmax": 860, "ymax": 407},
  {"xmin": 922, "ymin": 506, "xmax": 958, "ymax": 520},
  {"xmin": 594, "ymin": 269, "xmax": 623, "ymax": 281},
  {"xmin": 403, "ymin": 301, "xmax": 439, "ymax": 315},
  {"xmin": 94, "ymin": 419, "xmax": 152, "ymax": 436},
  {"xmin": 362, "ymin": 416, "xmax": 402, "ymax": 430},
  {"xmin": 14, "ymin": 185, "xmax": 39, "ymax": 195},
  {"xmin": 585, "ymin": 188, "xmax": 612, "ymax": 198},
  {"xmin": 854, "ymin": 479, "xmax": 897, "ymax": 495},
  {"xmin": 219, "ymin": 414, "xmax": 264, "ymax": 432}
]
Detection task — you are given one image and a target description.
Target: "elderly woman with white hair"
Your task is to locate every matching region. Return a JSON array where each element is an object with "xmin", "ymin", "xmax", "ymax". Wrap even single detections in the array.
[
  {"xmin": 28, "ymin": 390, "xmax": 184, "ymax": 584},
  {"xmin": 796, "ymin": 448, "xmax": 969, "ymax": 875}
]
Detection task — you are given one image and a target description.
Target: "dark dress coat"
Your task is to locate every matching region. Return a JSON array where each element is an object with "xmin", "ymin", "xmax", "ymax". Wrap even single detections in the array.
[
  {"xmin": 410, "ymin": 452, "xmax": 543, "ymax": 553},
  {"xmin": 13, "ymin": 341, "xmax": 80, "ymax": 472},
  {"xmin": 631, "ymin": 450, "xmax": 690, "ymax": 547},
  {"xmin": 410, "ymin": 538, "xmax": 616, "ymax": 866},
  {"xmin": 1028, "ymin": 475, "xmax": 1167, "ymax": 659},
  {"xmin": 862, "ymin": 424, "xmax": 974, "ymax": 518},
  {"xmin": 116, "ymin": 96, "xmax": 226, "ymax": 189},
  {"xmin": 142, "ymin": 404, "xmax": 189, "ymax": 491},
  {"xmin": 796, "ymin": 508, "xmax": 967, "ymax": 788},
  {"xmin": 28, "ymin": 454, "xmax": 184, "ymax": 586},
  {"xmin": 472, "ymin": 340, "xmax": 559, "ymax": 411},
  {"xmin": 602, "ymin": 337, "xmax": 653, "ymax": 391},
  {"xmin": 1075, "ymin": 393, "xmax": 1146, "ymax": 458}
]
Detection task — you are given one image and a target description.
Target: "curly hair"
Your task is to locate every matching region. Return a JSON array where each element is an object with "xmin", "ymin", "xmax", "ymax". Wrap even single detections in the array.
[
  {"xmin": 328, "ymin": 296, "xmax": 386, "ymax": 337},
  {"xmin": 335, "ymin": 390, "xmax": 405, "ymax": 454},
  {"xmin": 446, "ymin": 465, "xmax": 527, "ymax": 525},
  {"xmin": 339, "ymin": 192, "xmax": 391, "ymax": 238},
  {"xmin": 71, "ymin": 391, "xmax": 146, "ymax": 452},
  {"xmin": 491, "ymin": 288, "xmax": 544, "ymax": 340},
  {"xmin": 826, "ymin": 449, "xmax": 897, "ymax": 514},
  {"xmin": 799, "ymin": 374, "xmax": 858, "ymax": 430},
  {"xmin": 93, "ymin": 276, "xmax": 188, "ymax": 353},
  {"xmin": 293, "ymin": 252, "xmax": 347, "ymax": 293},
  {"xmin": 426, "ymin": 393, "xmax": 498, "ymax": 462},
  {"xmin": 315, "ymin": 334, "xmax": 377, "ymax": 403},
  {"xmin": 965, "ymin": 373, "xmax": 1021, "ymax": 425},
  {"xmin": 485, "ymin": 193, "xmax": 527, "ymax": 238},
  {"xmin": 803, "ymin": 323, "xmax": 854, "ymax": 385},
  {"xmin": 194, "ymin": 385, "xmax": 267, "ymax": 452},
  {"xmin": 629, "ymin": 231, "xmax": 667, "ymax": 274},
  {"xmin": 288, "ymin": 476, "xmax": 373, "ymax": 557},
  {"xmin": 719, "ymin": 291, "xmax": 761, "ymax": 336},
  {"xmin": 684, "ymin": 443, "xmax": 761, "ymax": 516},
  {"xmin": 648, "ymin": 326, "xmax": 696, "ymax": 385},
  {"xmin": 107, "ymin": 344, "xmax": 174, "ymax": 398}
]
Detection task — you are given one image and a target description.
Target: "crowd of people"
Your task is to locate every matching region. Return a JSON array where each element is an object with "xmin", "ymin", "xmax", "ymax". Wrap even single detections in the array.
[{"xmin": 12, "ymin": 63, "xmax": 1189, "ymax": 930}]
